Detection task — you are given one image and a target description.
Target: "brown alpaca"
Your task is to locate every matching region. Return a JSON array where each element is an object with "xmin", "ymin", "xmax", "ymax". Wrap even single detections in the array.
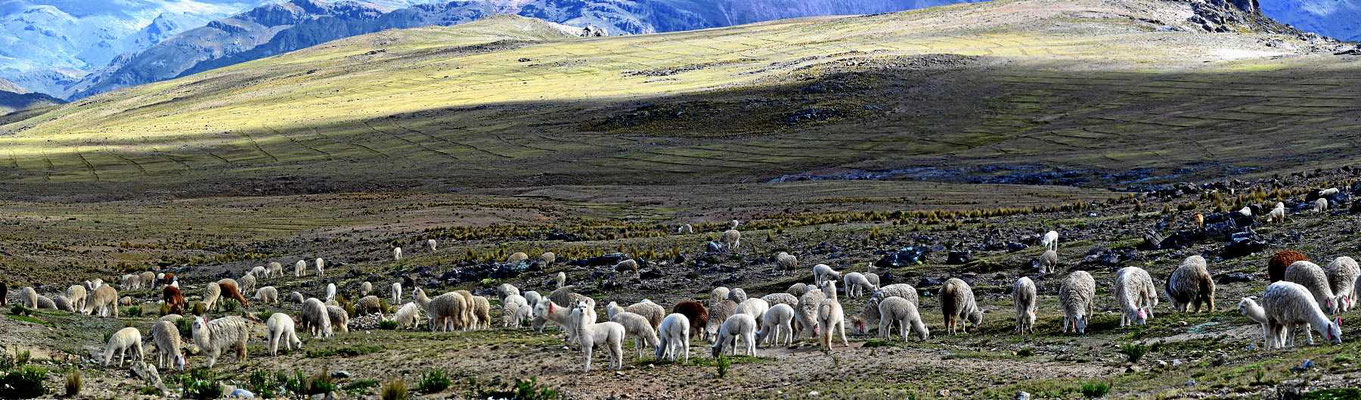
[
  {"xmin": 162, "ymin": 285, "xmax": 187, "ymax": 315},
  {"xmin": 1269, "ymin": 250, "xmax": 1308, "ymax": 283},
  {"xmin": 671, "ymin": 301, "xmax": 708, "ymax": 340},
  {"xmin": 220, "ymin": 281, "xmax": 250, "ymax": 309}
]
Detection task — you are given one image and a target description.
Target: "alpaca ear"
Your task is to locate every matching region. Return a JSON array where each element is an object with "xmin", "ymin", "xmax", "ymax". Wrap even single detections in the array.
[{"xmin": 1336, "ymin": 317, "xmax": 1342, "ymax": 327}]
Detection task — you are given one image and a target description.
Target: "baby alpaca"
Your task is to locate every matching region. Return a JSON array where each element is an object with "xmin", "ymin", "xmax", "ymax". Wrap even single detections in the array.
[
  {"xmin": 267, "ymin": 313, "xmax": 303, "ymax": 356},
  {"xmin": 571, "ymin": 301, "xmax": 625, "ymax": 372},
  {"xmin": 103, "ymin": 327, "xmax": 144, "ymax": 367},
  {"xmin": 710, "ymin": 313, "xmax": 758, "ymax": 357}
]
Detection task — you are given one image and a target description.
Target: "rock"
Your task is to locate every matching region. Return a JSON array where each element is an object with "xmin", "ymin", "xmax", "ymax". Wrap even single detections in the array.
[
  {"xmin": 706, "ymin": 242, "xmax": 725, "ymax": 253},
  {"xmin": 331, "ymin": 370, "xmax": 350, "ymax": 379},
  {"xmin": 1126, "ymin": 365, "xmax": 1141, "ymax": 373},
  {"xmin": 875, "ymin": 246, "xmax": 928, "ymax": 269},
  {"xmin": 1215, "ymin": 272, "xmax": 1254, "ymax": 284},
  {"xmin": 1172, "ymin": 359, "xmax": 1183, "ymax": 368},
  {"xmin": 1016, "ymin": 391, "xmax": 1031, "ymax": 400},
  {"xmin": 1156, "ymin": 360, "xmax": 1168, "ymax": 369},
  {"xmin": 1185, "ymin": 379, "xmax": 1196, "ymax": 387},
  {"xmin": 131, "ymin": 361, "xmax": 168, "ymax": 395},
  {"xmin": 808, "ymin": 391, "xmax": 819, "ymax": 397},
  {"xmin": 1006, "ymin": 242, "xmax": 1028, "ymax": 252},
  {"xmin": 947, "ymin": 250, "xmax": 973, "ymax": 265},
  {"xmin": 229, "ymin": 388, "xmax": 256, "ymax": 398},
  {"xmin": 1224, "ymin": 231, "xmax": 1267, "ymax": 258},
  {"xmin": 917, "ymin": 277, "xmax": 944, "ymax": 288},
  {"xmin": 1292, "ymin": 359, "xmax": 1315, "ymax": 373}
]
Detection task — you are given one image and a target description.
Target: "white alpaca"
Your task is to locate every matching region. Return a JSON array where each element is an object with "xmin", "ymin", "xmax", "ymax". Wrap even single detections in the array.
[
  {"xmin": 571, "ymin": 301, "xmax": 624, "ymax": 372},
  {"xmin": 710, "ymin": 313, "xmax": 757, "ymax": 357},
  {"xmin": 267, "ymin": 313, "xmax": 303, "ymax": 356},
  {"xmin": 656, "ymin": 313, "xmax": 691, "ymax": 362},
  {"xmin": 103, "ymin": 327, "xmax": 144, "ymax": 367},
  {"xmin": 1261, "ymin": 281, "xmax": 1341, "ymax": 349},
  {"xmin": 1041, "ymin": 230, "xmax": 1059, "ymax": 251},
  {"xmin": 756, "ymin": 304, "xmax": 795, "ymax": 347}
]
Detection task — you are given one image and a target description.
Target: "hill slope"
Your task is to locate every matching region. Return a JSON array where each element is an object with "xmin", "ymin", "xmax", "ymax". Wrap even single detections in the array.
[
  {"xmin": 0, "ymin": 78, "xmax": 63, "ymax": 115},
  {"xmin": 0, "ymin": 0, "xmax": 1356, "ymax": 199}
]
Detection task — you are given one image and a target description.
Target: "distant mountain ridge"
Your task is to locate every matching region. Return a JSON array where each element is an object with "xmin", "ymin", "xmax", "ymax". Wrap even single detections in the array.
[
  {"xmin": 6, "ymin": 0, "xmax": 1357, "ymax": 100},
  {"xmin": 0, "ymin": 77, "xmax": 63, "ymax": 115}
]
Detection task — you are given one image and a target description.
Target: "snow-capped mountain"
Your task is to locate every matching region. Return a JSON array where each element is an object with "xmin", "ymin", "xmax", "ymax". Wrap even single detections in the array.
[
  {"xmin": 0, "ymin": 0, "xmax": 280, "ymax": 94},
  {"xmin": 1260, "ymin": 0, "xmax": 1360, "ymax": 41}
]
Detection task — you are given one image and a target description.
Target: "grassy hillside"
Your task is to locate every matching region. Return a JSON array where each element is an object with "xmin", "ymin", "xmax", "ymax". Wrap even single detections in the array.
[{"xmin": 0, "ymin": 0, "xmax": 1356, "ymax": 198}]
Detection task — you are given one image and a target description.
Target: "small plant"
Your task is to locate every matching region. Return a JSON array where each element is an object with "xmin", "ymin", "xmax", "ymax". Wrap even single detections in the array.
[
  {"xmin": 1254, "ymin": 366, "xmax": 1266, "ymax": 385},
  {"xmin": 307, "ymin": 368, "xmax": 337, "ymax": 396},
  {"xmin": 256, "ymin": 310, "xmax": 273, "ymax": 322},
  {"xmin": 716, "ymin": 355, "xmax": 732, "ymax": 378},
  {"xmin": 344, "ymin": 379, "xmax": 380, "ymax": 396},
  {"xmin": 417, "ymin": 369, "xmax": 451, "ymax": 394},
  {"xmin": 125, "ymin": 306, "xmax": 143, "ymax": 317},
  {"xmin": 1017, "ymin": 347, "xmax": 1035, "ymax": 357},
  {"xmin": 176, "ymin": 318, "xmax": 195, "ymax": 340},
  {"xmin": 9, "ymin": 305, "xmax": 31, "ymax": 316},
  {"xmin": 182, "ymin": 368, "xmax": 224, "ymax": 400},
  {"xmin": 379, "ymin": 319, "xmax": 399, "ymax": 330},
  {"xmin": 247, "ymin": 369, "xmax": 277, "ymax": 399},
  {"xmin": 380, "ymin": 379, "xmax": 409, "ymax": 400},
  {"xmin": 1119, "ymin": 343, "xmax": 1147, "ymax": 364},
  {"xmin": 191, "ymin": 302, "xmax": 206, "ymax": 316},
  {"xmin": 15, "ymin": 349, "xmax": 31, "ymax": 366},
  {"xmin": 281, "ymin": 370, "xmax": 308, "ymax": 395},
  {"xmin": 0, "ymin": 365, "xmax": 49, "ymax": 399},
  {"xmin": 1080, "ymin": 381, "xmax": 1111, "ymax": 398},
  {"xmin": 64, "ymin": 369, "xmax": 81, "ymax": 397},
  {"xmin": 221, "ymin": 299, "xmax": 238, "ymax": 313}
]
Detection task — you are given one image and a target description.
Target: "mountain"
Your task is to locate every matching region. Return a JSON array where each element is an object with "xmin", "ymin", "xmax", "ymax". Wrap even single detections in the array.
[
  {"xmin": 0, "ymin": 0, "xmax": 1354, "ymax": 194},
  {"xmin": 0, "ymin": 0, "xmax": 284, "ymax": 94},
  {"xmin": 1261, "ymin": 0, "xmax": 1361, "ymax": 41},
  {"xmin": 68, "ymin": 0, "xmax": 502, "ymax": 98},
  {"xmin": 0, "ymin": 77, "xmax": 62, "ymax": 114}
]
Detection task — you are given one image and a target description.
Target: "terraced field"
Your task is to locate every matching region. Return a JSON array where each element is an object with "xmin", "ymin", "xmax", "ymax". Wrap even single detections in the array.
[{"xmin": 0, "ymin": 0, "xmax": 1356, "ymax": 198}]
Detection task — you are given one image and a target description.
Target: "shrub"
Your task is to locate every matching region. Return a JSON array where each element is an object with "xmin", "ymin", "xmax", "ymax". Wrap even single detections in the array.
[
  {"xmin": 380, "ymin": 379, "xmax": 409, "ymax": 400},
  {"xmin": 221, "ymin": 299, "xmax": 238, "ymax": 313},
  {"xmin": 0, "ymin": 366, "xmax": 49, "ymax": 399},
  {"xmin": 1080, "ymin": 381, "xmax": 1111, "ymax": 398},
  {"xmin": 10, "ymin": 305, "xmax": 31, "ymax": 316},
  {"xmin": 307, "ymin": 369, "xmax": 337, "ymax": 396},
  {"xmin": 125, "ymin": 306, "xmax": 143, "ymax": 317},
  {"xmin": 1017, "ymin": 347, "xmax": 1034, "ymax": 357},
  {"xmin": 176, "ymin": 318, "xmax": 195, "ymax": 340},
  {"xmin": 1119, "ymin": 343, "xmax": 1147, "ymax": 364},
  {"xmin": 191, "ymin": 302, "xmax": 206, "ymax": 316},
  {"xmin": 379, "ymin": 320, "xmax": 399, "ymax": 330},
  {"xmin": 247, "ymin": 370, "xmax": 278, "ymax": 399},
  {"xmin": 15, "ymin": 350, "xmax": 30, "ymax": 367},
  {"xmin": 417, "ymin": 369, "xmax": 451, "ymax": 394},
  {"xmin": 716, "ymin": 355, "xmax": 731, "ymax": 378},
  {"xmin": 182, "ymin": 368, "xmax": 224, "ymax": 400},
  {"xmin": 64, "ymin": 369, "xmax": 81, "ymax": 397}
]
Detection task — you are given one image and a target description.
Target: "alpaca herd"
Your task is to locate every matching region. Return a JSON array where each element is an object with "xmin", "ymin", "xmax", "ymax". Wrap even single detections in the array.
[{"xmin": 6, "ymin": 194, "xmax": 1359, "ymax": 386}]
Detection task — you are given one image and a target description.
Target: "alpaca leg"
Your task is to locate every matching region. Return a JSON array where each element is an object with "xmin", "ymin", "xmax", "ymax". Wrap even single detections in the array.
[{"xmin": 838, "ymin": 321, "xmax": 848, "ymax": 346}]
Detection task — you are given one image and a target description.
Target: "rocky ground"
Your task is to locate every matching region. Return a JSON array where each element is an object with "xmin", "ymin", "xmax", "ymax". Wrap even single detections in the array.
[{"xmin": 3, "ymin": 167, "xmax": 1361, "ymax": 398}]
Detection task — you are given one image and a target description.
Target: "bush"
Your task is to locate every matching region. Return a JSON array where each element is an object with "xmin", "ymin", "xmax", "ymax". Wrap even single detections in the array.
[
  {"xmin": 716, "ymin": 355, "xmax": 731, "ymax": 378},
  {"xmin": 1080, "ymin": 381, "xmax": 1111, "ymax": 398},
  {"xmin": 125, "ymin": 306, "xmax": 143, "ymax": 317},
  {"xmin": 64, "ymin": 369, "xmax": 81, "ymax": 397},
  {"xmin": 1119, "ymin": 343, "xmax": 1147, "ymax": 364},
  {"xmin": 182, "ymin": 368, "xmax": 224, "ymax": 400},
  {"xmin": 247, "ymin": 370, "xmax": 277, "ymax": 399},
  {"xmin": 1016, "ymin": 347, "xmax": 1034, "ymax": 357},
  {"xmin": 221, "ymin": 299, "xmax": 238, "ymax": 313},
  {"xmin": 176, "ymin": 318, "xmax": 195, "ymax": 340},
  {"xmin": 0, "ymin": 366, "xmax": 49, "ymax": 399},
  {"xmin": 380, "ymin": 379, "xmax": 409, "ymax": 400},
  {"xmin": 191, "ymin": 302, "xmax": 206, "ymax": 316},
  {"xmin": 417, "ymin": 369, "xmax": 451, "ymax": 394},
  {"xmin": 307, "ymin": 369, "xmax": 337, "ymax": 396},
  {"xmin": 378, "ymin": 320, "xmax": 399, "ymax": 330},
  {"xmin": 9, "ymin": 305, "xmax": 31, "ymax": 316}
]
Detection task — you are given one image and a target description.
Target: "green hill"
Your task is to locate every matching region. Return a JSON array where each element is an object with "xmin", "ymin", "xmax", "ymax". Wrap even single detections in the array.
[{"xmin": 0, "ymin": 1, "xmax": 1355, "ymax": 197}]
